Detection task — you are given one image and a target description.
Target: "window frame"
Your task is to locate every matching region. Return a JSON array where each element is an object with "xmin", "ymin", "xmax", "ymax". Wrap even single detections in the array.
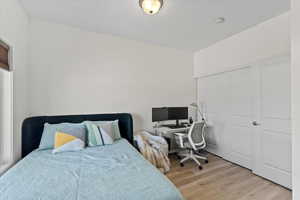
[
  {"xmin": 0, "ymin": 39, "xmax": 12, "ymax": 71},
  {"xmin": 0, "ymin": 37, "xmax": 14, "ymax": 166}
]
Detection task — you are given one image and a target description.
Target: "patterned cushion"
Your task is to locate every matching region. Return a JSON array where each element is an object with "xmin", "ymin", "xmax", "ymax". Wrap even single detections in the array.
[
  {"xmin": 93, "ymin": 120, "xmax": 121, "ymax": 140},
  {"xmin": 84, "ymin": 121, "xmax": 120, "ymax": 146},
  {"xmin": 54, "ymin": 132, "xmax": 77, "ymax": 148},
  {"xmin": 52, "ymin": 132, "xmax": 84, "ymax": 154},
  {"xmin": 84, "ymin": 121, "xmax": 104, "ymax": 146}
]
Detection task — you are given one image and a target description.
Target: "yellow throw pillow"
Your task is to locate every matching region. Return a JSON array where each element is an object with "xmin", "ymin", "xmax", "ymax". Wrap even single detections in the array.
[{"xmin": 54, "ymin": 132, "xmax": 78, "ymax": 148}]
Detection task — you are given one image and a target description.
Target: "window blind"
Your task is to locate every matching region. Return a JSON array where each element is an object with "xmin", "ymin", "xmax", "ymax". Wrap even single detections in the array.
[{"xmin": 0, "ymin": 41, "xmax": 9, "ymax": 71}]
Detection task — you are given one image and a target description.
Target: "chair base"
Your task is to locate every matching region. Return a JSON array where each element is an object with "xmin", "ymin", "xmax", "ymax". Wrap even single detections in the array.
[{"xmin": 179, "ymin": 150, "xmax": 208, "ymax": 169}]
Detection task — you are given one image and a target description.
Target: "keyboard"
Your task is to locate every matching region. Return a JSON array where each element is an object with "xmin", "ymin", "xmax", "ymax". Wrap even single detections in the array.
[{"xmin": 162, "ymin": 124, "xmax": 189, "ymax": 129}]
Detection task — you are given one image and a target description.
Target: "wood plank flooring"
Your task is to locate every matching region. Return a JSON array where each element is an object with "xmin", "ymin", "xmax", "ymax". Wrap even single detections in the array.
[{"xmin": 166, "ymin": 153, "xmax": 292, "ymax": 200}]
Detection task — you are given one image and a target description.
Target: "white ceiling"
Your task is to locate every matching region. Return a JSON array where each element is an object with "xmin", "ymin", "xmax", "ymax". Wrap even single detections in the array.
[{"xmin": 20, "ymin": 0, "xmax": 290, "ymax": 52}]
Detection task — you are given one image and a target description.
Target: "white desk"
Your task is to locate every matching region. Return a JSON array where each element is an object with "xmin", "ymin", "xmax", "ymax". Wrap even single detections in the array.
[
  {"xmin": 154, "ymin": 126, "xmax": 190, "ymax": 153},
  {"xmin": 154, "ymin": 126, "xmax": 189, "ymax": 137}
]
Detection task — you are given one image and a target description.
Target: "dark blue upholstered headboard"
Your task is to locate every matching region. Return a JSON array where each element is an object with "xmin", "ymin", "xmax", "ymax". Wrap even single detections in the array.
[{"xmin": 22, "ymin": 113, "xmax": 134, "ymax": 158}]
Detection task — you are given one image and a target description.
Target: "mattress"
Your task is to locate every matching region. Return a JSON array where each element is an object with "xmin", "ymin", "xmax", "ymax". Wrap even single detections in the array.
[{"xmin": 0, "ymin": 139, "xmax": 183, "ymax": 200}]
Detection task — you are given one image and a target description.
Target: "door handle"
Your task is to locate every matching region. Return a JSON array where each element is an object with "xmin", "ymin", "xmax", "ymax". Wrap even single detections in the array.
[{"xmin": 252, "ymin": 121, "xmax": 260, "ymax": 126}]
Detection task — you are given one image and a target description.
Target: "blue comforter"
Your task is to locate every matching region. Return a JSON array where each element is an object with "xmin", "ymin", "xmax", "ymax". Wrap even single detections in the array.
[{"xmin": 0, "ymin": 139, "xmax": 183, "ymax": 200}]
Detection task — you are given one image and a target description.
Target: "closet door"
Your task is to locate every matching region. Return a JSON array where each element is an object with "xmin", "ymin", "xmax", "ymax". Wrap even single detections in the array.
[
  {"xmin": 198, "ymin": 67, "xmax": 255, "ymax": 167},
  {"xmin": 198, "ymin": 72, "xmax": 231, "ymax": 157},
  {"xmin": 222, "ymin": 67, "xmax": 255, "ymax": 169},
  {"xmin": 198, "ymin": 56, "xmax": 291, "ymax": 187},
  {"xmin": 253, "ymin": 57, "xmax": 292, "ymax": 189}
]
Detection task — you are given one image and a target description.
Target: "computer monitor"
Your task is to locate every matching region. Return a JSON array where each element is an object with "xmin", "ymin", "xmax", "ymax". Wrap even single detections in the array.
[
  {"xmin": 152, "ymin": 107, "xmax": 188, "ymax": 126},
  {"xmin": 152, "ymin": 107, "xmax": 168, "ymax": 122},
  {"xmin": 168, "ymin": 107, "xmax": 188, "ymax": 126}
]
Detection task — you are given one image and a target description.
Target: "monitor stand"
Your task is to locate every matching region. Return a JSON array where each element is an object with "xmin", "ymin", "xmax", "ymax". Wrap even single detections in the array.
[
  {"xmin": 162, "ymin": 120, "xmax": 185, "ymax": 129},
  {"xmin": 175, "ymin": 119, "xmax": 180, "ymax": 127}
]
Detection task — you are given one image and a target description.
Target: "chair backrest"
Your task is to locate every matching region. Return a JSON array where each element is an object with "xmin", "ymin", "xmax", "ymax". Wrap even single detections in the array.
[{"xmin": 188, "ymin": 121, "xmax": 206, "ymax": 150}]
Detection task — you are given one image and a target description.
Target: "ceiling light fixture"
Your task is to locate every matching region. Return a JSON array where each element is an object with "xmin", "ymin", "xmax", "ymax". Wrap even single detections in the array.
[
  {"xmin": 215, "ymin": 17, "xmax": 225, "ymax": 24},
  {"xmin": 139, "ymin": 0, "xmax": 163, "ymax": 15}
]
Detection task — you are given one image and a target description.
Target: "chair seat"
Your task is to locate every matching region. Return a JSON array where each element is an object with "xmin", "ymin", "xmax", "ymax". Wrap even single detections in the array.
[{"xmin": 183, "ymin": 141, "xmax": 193, "ymax": 149}]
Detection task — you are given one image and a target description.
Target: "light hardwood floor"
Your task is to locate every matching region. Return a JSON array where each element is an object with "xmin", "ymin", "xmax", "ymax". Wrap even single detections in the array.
[{"xmin": 166, "ymin": 153, "xmax": 292, "ymax": 200}]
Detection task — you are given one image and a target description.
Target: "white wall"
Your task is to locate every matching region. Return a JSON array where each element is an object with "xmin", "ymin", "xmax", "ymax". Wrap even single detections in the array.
[
  {"xmin": 291, "ymin": 0, "xmax": 300, "ymax": 198},
  {"xmin": 194, "ymin": 12, "xmax": 290, "ymax": 77},
  {"xmin": 28, "ymin": 19, "xmax": 195, "ymax": 132},
  {"xmin": 0, "ymin": 0, "xmax": 29, "ymax": 163}
]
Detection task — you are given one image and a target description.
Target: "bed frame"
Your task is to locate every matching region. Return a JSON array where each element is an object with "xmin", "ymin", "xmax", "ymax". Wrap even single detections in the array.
[{"xmin": 21, "ymin": 113, "xmax": 134, "ymax": 158}]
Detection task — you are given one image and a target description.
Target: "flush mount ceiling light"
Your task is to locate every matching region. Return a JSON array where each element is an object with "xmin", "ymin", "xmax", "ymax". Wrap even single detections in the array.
[
  {"xmin": 139, "ymin": 0, "xmax": 163, "ymax": 15},
  {"xmin": 215, "ymin": 17, "xmax": 226, "ymax": 24}
]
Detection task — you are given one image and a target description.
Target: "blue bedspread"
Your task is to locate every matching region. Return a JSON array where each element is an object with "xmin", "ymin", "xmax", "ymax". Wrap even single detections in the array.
[{"xmin": 0, "ymin": 139, "xmax": 183, "ymax": 200}]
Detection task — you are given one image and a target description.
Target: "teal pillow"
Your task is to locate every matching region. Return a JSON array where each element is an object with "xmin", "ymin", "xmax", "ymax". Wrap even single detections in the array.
[{"xmin": 39, "ymin": 123, "xmax": 87, "ymax": 150}]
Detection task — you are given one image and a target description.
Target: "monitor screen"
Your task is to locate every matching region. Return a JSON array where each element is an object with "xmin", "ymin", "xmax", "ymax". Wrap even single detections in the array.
[
  {"xmin": 152, "ymin": 107, "xmax": 168, "ymax": 122},
  {"xmin": 167, "ymin": 107, "xmax": 188, "ymax": 120}
]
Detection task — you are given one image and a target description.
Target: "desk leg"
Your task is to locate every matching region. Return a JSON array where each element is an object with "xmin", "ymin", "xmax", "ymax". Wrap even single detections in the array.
[{"xmin": 168, "ymin": 134, "xmax": 181, "ymax": 154}]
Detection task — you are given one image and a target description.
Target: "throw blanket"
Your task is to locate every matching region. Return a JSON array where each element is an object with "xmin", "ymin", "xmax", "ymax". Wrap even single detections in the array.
[{"xmin": 135, "ymin": 131, "xmax": 170, "ymax": 173}]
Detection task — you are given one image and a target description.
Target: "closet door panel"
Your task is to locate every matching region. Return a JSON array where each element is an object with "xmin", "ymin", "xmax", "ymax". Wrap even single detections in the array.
[
  {"xmin": 223, "ymin": 67, "xmax": 254, "ymax": 169},
  {"xmin": 198, "ymin": 67, "xmax": 255, "ymax": 166},
  {"xmin": 261, "ymin": 61, "xmax": 291, "ymax": 119},
  {"xmin": 262, "ymin": 131, "xmax": 291, "ymax": 172},
  {"xmin": 198, "ymin": 74, "xmax": 230, "ymax": 157},
  {"xmin": 253, "ymin": 57, "xmax": 292, "ymax": 188},
  {"xmin": 201, "ymin": 74, "xmax": 231, "ymax": 115},
  {"xmin": 230, "ymin": 68, "xmax": 253, "ymax": 117},
  {"xmin": 262, "ymin": 118, "xmax": 291, "ymax": 134},
  {"xmin": 204, "ymin": 113, "xmax": 225, "ymax": 156}
]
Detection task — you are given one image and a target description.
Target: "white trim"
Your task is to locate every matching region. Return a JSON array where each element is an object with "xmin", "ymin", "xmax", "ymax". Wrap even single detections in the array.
[
  {"xmin": 0, "ymin": 37, "xmax": 14, "ymax": 164},
  {"xmin": 9, "ymin": 72, "xmax": 14, "ymax": 163},
  {"xmin": 0, "ymin": 40, "xmax": 9, "ymax": 50}
]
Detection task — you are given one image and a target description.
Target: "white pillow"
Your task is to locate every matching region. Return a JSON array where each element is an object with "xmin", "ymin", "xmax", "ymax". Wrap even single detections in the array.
[{"xmin": 97, "ymin": 123, "xmax": 114, "ymax": 145}]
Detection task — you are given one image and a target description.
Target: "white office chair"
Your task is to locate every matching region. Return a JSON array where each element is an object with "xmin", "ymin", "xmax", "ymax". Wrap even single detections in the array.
[{"xmin": 174, "ymin": 121, "xmax": 208, "ymax": 170}]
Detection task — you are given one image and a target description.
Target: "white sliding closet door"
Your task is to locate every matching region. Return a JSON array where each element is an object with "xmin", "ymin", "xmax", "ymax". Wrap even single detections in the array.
[
  {"xmin": 223, "ymin": 67, "xmax": 255, "ymax": 169},
  {"xmin": 253, "ymin": 57, "xmax": 292, "ymax": 188},
  {"xmin": 198, "ymin": 56, "xmax": 291, "ymax": 188},
  {"xmin": 198, "ymin": 67, "xmax": 255, "ymax": 167},
  {"xmin": 198, "ymin": 72, "xmax": 229, "ymax": 157}
]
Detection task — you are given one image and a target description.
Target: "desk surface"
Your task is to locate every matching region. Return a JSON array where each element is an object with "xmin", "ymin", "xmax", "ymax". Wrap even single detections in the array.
[
  {"xmin": 155, "ymin": 126, "xmax": 189, "ymax": 138},
  {"xmin": 153, "ymin": 126, "xmax": 189, "ymax": 154}
]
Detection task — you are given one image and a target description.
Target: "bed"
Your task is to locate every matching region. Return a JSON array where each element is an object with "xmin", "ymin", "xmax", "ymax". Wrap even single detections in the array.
[{"xmin": 0, "ymin": 113, "xmax": 183, "ymax": 200}]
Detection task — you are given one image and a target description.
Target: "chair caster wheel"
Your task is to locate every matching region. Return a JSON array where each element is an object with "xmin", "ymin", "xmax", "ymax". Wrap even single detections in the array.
[
  {"xmin": 198, "ymin": 166, "xmax": 203, "ymax": 170},
  {"xmin": 205, "ymin": 160, "xmax": 209, "ymax": 164},
  {"xmin": 180, "ymin": 163, "xmax": 184, "ymax": 167}
]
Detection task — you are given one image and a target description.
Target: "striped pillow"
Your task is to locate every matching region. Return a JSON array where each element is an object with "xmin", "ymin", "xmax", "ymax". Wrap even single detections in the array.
[
  {"xmin": 84, "ymin": 121, "xmax": 117, "ymax": 146},
  {"xmin": 93, "ymin": 120, "xmax": 121, "ymax": 140},
  {"xmin": 84, "ymin": 121, "xmax": 104, "ymax": 146}
]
